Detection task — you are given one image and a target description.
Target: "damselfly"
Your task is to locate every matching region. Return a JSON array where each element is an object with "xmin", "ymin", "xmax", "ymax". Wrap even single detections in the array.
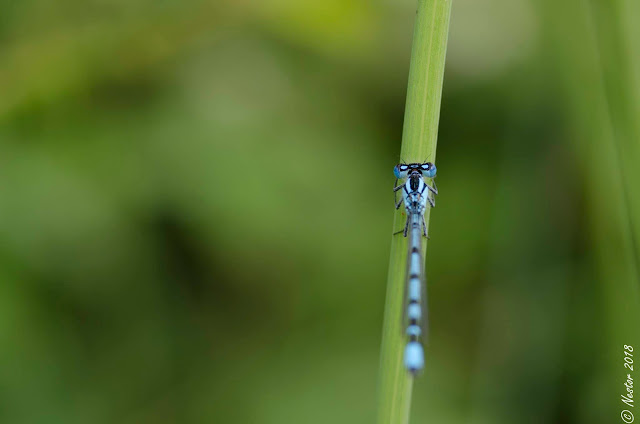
[{"xmin": 393, "ymin": 162, "xmax": 438, "ymax": 375}]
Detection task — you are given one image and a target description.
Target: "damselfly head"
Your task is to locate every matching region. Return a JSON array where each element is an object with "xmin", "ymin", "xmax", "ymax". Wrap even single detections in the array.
[{"xmin": 393, "ymin": 162, "xmax": 436, "ymax": 179}]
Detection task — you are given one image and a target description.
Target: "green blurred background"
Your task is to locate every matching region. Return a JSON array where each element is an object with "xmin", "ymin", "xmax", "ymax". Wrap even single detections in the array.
[{"xmin": 1, "ymin": 0, "xmax": 639, "ymax": 423}]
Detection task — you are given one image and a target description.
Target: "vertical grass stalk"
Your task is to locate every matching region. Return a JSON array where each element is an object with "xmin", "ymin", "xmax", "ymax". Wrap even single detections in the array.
[
  {"xmin": 541, "ymin": 0, "xmax": 640, "ymax": 416},
  {"xmin": 376, "ymin": 1, "xmax": 451, "ymax": 423}
]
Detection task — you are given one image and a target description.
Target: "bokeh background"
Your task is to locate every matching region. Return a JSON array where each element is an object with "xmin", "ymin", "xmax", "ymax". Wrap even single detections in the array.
[{"xmin": 1, "ymin": 0, "xmax": 639, "ymax": 423}]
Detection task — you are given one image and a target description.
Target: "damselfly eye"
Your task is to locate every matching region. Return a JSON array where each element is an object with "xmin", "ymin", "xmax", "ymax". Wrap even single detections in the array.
[
  {"xmin": 394, "ymin": 164, "xmax": 410, "ymax": 179},
  {"xmin": 421, "ymin": 162, "xmax": 437, "ymax": 178}
]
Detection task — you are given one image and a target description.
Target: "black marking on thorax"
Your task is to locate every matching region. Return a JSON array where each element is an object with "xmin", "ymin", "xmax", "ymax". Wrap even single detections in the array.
[{"xmin": 409, "ymin": 174, "xmax": 421, "ymax": 192}]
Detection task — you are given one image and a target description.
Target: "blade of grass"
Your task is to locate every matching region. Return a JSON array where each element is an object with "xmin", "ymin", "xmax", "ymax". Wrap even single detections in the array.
[
  {"xmin": 584, "ymin": 0, "xmax": 640, "ymax": 382},
  {"xmin": 376, "ymin": 1, "xmax": 451, "ymax": 423},
  {"xmin": 541, "ymin": 0, "xmax": 640, "ymax": 418}
]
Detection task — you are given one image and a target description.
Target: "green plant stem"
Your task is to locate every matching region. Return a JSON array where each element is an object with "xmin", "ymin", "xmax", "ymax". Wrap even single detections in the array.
[{"xmin": 376, "ymin": 1, "xmax": 451, "ymax": 423}]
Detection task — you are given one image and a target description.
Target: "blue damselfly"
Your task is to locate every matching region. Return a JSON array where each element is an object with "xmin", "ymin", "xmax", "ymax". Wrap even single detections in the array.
[{"xmin": 393, "ymin": 162, "xmax": 437, "ymax": 375}]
